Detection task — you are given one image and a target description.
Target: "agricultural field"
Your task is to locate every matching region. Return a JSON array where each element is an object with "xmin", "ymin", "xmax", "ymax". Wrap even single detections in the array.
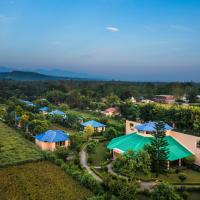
[
  {"xmin": 0, "ymin": 122, "xmax": 43, "ymax": 166},
  {"xmin": 0, "ymin": 161, "xmax": 93, "ymax": 200}
]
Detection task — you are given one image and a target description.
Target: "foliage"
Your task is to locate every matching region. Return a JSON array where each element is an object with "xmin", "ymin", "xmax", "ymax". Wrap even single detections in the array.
[
  {"xmin": 86, "ymin": 142, "xmax": 97, "ymax": 153},
  {"xmin": 84, "ymin": 125, "xmax": 95, "ymax": 140},
  {"xmin": 54, "ymin": 146, "xmax": 69, "ymax": 161},
  {"xmin": 118, "ymin": 181, "xmax": 137, "ymax": 200},
  {"xmin": 29, "ymin": 119, "xmax": 50, "ymax": 135},
  {"xmin": 103, "ymin": 127, "xmax": 118, "ymax": 140},
  {"xmin": 0, "ymin": 161, "xmax": 93, "ymax": 200},
  {"xmin": 146, "ymin": 121, "xmax": 169, "ymax": 177},
  {"xmin": 151, "ymin": 182, "xmax": 182, "ymax": 200},
  {"xmin": 178, "ymin": 173, "xmax": 187, "ymax": 183},
  {"xmin": 184, "ymin": 155, "xmax": 195, "ymax": 167},
  {"xmin": 0, "ymin": 122, "xmax": 43, "ymax": 167},
  {"xmin": 113, "ymin": 150, "xmax": 151, "ymax": 180}
]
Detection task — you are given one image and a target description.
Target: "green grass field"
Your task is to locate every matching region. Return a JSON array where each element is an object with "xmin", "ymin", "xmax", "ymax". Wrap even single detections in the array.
[
  {"xmin": 158, "ymin": 169, "xmax": 200, "ymax": 183},
  {"xmin": 0, "ymin": 161, "xmax": 93, "ymax": 200},
  {"xmin": 89, "ymin": 142, "xmax": 108, "ymax": 166},
  {"xmin": 0, "ymin": 122, "xmax": 43, "ymax": 166},
  {"xmin": 137, "ymin": 169, "xmax": 200, "ymax": 183}
]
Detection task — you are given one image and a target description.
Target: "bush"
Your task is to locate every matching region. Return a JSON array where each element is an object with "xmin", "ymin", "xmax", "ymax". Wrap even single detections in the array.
[
  {"xmin": 86, "ymin": 142, "xmax": 96, "ymax": 153},
  {"xmin": 54, "ymin": 147, "xmax": 69, "ymax": 161},
  {"xmin": 55, "ymin": 158, "xmax": 64, "ymax": 166},
  {"xmin": 184, "ymin": 156, "xmax": 195, "ymax": 167}
]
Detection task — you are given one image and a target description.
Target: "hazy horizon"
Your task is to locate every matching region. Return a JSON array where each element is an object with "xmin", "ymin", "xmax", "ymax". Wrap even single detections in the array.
[{"xmin": 0, "ymin": 0, "xmax": 200, "ymax": 81}]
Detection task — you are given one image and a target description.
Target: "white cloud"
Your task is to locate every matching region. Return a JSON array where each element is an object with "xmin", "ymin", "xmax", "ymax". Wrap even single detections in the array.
[
  {"xmin": 170, "ymin": 24, "xmax": 194, "ymax": 32},
  {"xmin": 106, "ymin": 26, "xmax": 119, "ymax": 32}
]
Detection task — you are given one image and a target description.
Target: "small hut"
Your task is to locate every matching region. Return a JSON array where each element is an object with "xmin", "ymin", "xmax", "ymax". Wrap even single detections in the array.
[
  {"xmin": 35, "ymin": 130, "xmax": 70, "ymax": 151},
  {"xmin": 81, "ymin": 120, "xmax": 106, "ymax": 132}
]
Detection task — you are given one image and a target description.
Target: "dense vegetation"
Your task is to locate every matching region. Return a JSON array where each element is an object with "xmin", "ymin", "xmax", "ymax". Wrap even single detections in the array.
[
  {"xmin": 0, "ymin": 122, "xmax": 43, "ymax": 167},
  {"xmin": 0, "ymin": 161, "xmax": 93, "ymax": 200}
]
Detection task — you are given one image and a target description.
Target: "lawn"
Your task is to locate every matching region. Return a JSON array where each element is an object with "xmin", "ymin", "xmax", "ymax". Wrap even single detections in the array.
[
  {"xmin": 0, "ymin": 122, "xmax": 43, "ymax": 166},
  {"xmin": 0, "ymin": 161, "xmax": 93, "ymax": 200},
  {"xmin": 158, "ymin": 169, "xmax": 200, "ymax": 183},
  {"xmin": 137, "ymin": 169, "xmax": 200, "ymax": 184},
  {"xmin": 89, "ymin": 142, "xmax": 108, "ymax": 166}
]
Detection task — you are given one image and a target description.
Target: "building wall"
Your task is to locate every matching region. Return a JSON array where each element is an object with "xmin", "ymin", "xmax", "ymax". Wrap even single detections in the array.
[
  {"xmin": 170, "ymin": 131, "xmax": 200, "ymax": 166},
  {"xmin": 125, "ymin": 120, "xmax": 140, "ymax": 134},
  {"xmin": 35, "ymin": 139, "xmax": 70, "ymax": 151}
]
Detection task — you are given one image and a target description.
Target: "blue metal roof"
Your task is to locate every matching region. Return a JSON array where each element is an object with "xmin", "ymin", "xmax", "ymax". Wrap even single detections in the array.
[
  {"xmin": 135, "ymin": 121, "xmax": 173, "ymax": 132},
  {"xmin": 49, "ymin": 110, "xmax": 65, "ymax": 115},
  {"xmin": 81, "ymin": 120, "xmax": 106, "ymax": 128},
  {"xmin": 39, "ymin": 106, "xmax": 49, "ymax": 112},
  {"xmin": 35, "ymin": 130, "xmax": 69, "ymax": 142},
  {"xmin": 19, "ymin": 99, "xmax": 36, "ymax": 107}
]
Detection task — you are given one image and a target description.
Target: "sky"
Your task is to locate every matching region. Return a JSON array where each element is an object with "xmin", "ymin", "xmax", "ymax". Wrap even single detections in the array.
[{"xmin": 0, "ymin": 0, "xmax": 200, "ymax": 81}]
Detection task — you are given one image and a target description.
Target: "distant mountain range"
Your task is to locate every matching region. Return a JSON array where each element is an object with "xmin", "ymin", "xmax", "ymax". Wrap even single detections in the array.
[
  {"xmin": 0, "ymin": 66, "xmax": 105, "ymax": 80},
  {"xmin": 0, "ymin": 70, "xmax": 94, "ymax": 81}
]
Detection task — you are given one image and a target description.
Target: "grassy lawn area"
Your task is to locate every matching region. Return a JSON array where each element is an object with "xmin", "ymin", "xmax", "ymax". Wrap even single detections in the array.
[
  {"xmin": 158, "ymin": 169, "xmax": 200, "ymax": 183},
  {"xmin": 89, "ymin": 142, "xmax": 108, "ymax": 166},
  {"xmin": 0, "ymin": 161, "xmax": 93, "ymax": 200},
  {"xmin": 137, "ymin": 169, "xmax": 200, "ymax": 183},
  {"xmin": 0, "ymin": 122, "xmax": 43, "ymax": 166}
]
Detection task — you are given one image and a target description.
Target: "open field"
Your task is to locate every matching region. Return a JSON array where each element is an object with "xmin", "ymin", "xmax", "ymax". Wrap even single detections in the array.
[
  {"xmin": 0, "ymin": 122, "xmax": 43, "ymax": 166},
  {"xmin": 0, "ymin": 161, "xmax": 93, "ymax": 200}
]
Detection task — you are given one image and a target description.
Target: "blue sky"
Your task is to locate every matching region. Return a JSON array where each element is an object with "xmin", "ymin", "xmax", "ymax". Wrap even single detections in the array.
[{"xmin": 0, "ymin": 0, "xmax": 200, "ymax": 81}]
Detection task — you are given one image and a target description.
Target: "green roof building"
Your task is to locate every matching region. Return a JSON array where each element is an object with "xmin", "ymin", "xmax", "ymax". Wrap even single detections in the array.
[{"xmin": 107, "ymin": 133, "xmax": 193, "ymax": 163}]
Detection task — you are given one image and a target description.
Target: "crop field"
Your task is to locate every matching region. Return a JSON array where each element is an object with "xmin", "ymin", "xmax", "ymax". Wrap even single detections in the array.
[
  {"xmin": 0, "ymin": 122, "xmax": 43, "ymax": 166},
  {"xmin": 0, "ymin": 161, "xmax": 93, "ymax": 200}
]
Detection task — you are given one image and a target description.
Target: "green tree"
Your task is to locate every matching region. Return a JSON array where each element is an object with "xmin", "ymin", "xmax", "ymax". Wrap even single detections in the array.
[
  {"xmin": 147, "ymin": 121, "xmax": 169, "ymax": 177},
  {"xmin": 119, "ymin": 181, "xmax": 137, "ymax": 200},
  {"xmin": 151, "ymin": 182, "xmax": 182, "ymax": 200},
  {"xmin": 103, "ymin": 127, "xmax": 117, "ymax": 140},
  {"xmin": 84, "ymin": 125, "xmax": 94, "ymax": 140}
]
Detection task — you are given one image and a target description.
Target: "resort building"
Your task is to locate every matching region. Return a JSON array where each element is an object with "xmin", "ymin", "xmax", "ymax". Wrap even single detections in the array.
[
  {"xmin": 107, "ymin": 120, "xmax": 200, "ymax": 168},
  {"xmin": 103, "ymin": 107, "xmax": 120, "ymax": 117},
  {"xmin": 49, "ymin": 110, "xmax": 65, "ymax": 116},
  {"xmin": 38, "ymin": 106, "xmax": 49, "ymax": 114},
  {"xmin": 81, "ymin": 120, "xmax": 106, "ymax": 132},
  {"xmin": 154, "ymin": 95, "xmax": 175, "ymax": 104},
  {"xmin": 19, "ymin": 99, "xmax": 36, "ymax": 107},
  {"xmin": 35, "ymin": 130, "xmax": 70, "ymax": 151},
  {"xmin": 130, "ymin": 96, "xmax": 137, "ymax": 103}
]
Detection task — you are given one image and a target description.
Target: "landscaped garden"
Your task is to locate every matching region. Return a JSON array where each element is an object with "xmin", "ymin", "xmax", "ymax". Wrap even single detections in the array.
[
  {"xmin": 0, "ymin": 122, "xmax": 43, "ymax": 167},
  {"xmin": 0, "ymin": 161, "xmax": 93, "ymax": 200}
]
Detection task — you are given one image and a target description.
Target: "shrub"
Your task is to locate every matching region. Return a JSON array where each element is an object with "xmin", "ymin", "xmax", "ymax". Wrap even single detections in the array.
[
  {"xmin": 54, "ymin": 147, "xmax": 69, "ymax": 161},
  {"xmin": 55, "ymin": 158, "xmax": 64, "ymax": 166},
  {"xmin": 86, "ymin": 142, "xmax": 96, "ymax": 153}
]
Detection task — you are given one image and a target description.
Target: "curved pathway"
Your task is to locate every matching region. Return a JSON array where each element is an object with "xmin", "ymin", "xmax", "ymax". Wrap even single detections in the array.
[
  {"xmin": 80, "ymin": 147, "xmax": 103, "ymax": 183},
  {"xmin": 107, "ymin": 162, "xmax": 158, "ymax": 190}
]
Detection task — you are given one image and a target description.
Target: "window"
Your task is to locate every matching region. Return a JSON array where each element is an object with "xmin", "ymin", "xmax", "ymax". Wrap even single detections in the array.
[
  {"xmin": 56, "ymin": 141, "xmax": 65, "ymax": 147},
  {"xmin": 197, "ymin": 140, "xmax": 200, "ymax": 148}
]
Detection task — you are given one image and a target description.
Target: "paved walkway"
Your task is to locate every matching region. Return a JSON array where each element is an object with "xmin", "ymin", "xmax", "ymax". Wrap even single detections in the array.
[
  {"xmin": 80, "ymin": 147, "xmax": 103, "ymax": 183},
  {"xmin": 80, "ymin": 145, "xmax": 158, "ymax": 189}
]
